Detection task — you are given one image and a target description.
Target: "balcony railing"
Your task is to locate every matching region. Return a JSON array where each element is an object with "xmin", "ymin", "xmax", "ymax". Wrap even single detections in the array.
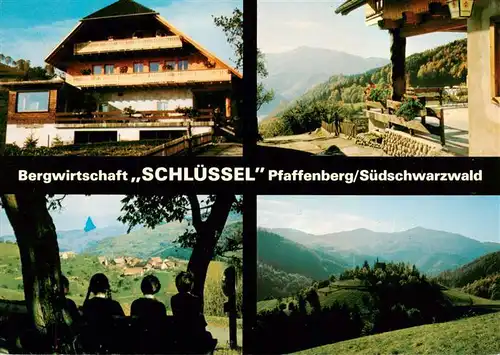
[
  {"xmin": 65, "ymin": 69, "xmax": 232, "ymax": 88},
  {"xmin": 55, "ymin": 109, "xmax": 214, "ymax": 124},
  {"xmin": 73, "ymin": 36, "xmax": 183, "ymax": 55}
]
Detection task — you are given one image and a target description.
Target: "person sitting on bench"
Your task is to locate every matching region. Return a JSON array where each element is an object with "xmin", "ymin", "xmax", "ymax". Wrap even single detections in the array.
[
  {"xmin": 171, "ymin": 271, "xmax": 217, "ymax": 354},
  {"xmin": 81, "ymin": 273, "xmax": 124, "ymax": 353}
]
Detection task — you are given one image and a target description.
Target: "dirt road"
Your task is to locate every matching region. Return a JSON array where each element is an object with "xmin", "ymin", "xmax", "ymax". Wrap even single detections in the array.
[{"xmin": 262, "ymin": 132, "xmax": 387, "ymax": 156}]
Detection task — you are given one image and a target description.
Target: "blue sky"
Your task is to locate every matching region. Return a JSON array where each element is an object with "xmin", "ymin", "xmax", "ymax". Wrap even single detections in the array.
[
  {"xmin": 0, "ymin": 0, "xmax": 241, "ymax": 67},
  {"xmin": 0, "ymin": 195, "xmax": 126, "ymax": 236},
  {"xmin": 0, "ymin": 0, "xmax": 465, "ymax": 67},
  {"xmin": 257, "ymin": 196, "xmax": 500, "ymax": 243},
  {"xmin": 258, "ymin": 0, "xmax": 466, "ymax": 58}
]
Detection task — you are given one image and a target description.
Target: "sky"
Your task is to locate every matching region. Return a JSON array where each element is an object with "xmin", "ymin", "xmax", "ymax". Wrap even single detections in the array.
[
  {"xmin": 0, "ymin": 195, "xmax": 126, "ymax": 236},
  {"xmin": 0, "ymin": 194, "xmax": 223, "ymax": 236},
  {"xmin": 0, "ymin": 0, "xmax": 241, "ymax": 67},
  {"xmin": 257, "ymin": 0, "xmax": 466, "ymax": 58},
  {"xmin": 0, "ymin": 0, "xmax": 466, "ymax": 68},
  {"xmin": 257, "ymin": 196, "xmax": 500, "ymax": 243}
]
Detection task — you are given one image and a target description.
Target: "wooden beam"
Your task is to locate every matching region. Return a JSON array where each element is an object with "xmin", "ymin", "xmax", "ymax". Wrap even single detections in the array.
[
  {"xmin": 400, "ymin": 19, "xmax": 467, "ymax": 38},
  {"xmin": 390, "ymin": 28, "xmax": 406, "ymax": 102}
]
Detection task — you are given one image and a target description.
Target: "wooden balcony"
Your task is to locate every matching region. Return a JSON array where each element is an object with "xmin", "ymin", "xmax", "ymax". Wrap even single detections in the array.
[
  {"xmin": 65, "ymin": 69, "xmax": 232, "ymax": 88},
  {"xmin": 73, "ymin": 36, "xmax": 183, "ymax": 55},
  {"xmin": 55, "ymin": 109, "xmax": 213, "ymax": 124}
]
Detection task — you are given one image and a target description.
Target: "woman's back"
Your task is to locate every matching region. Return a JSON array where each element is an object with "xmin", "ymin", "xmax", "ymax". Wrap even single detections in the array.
[
  {"xmin": 131, "ymin": 298, "xmax": 166, "ymax": 324},
  {"xmin": 83, "ymin": 297, "xmax": 124, "ymax": 324}
]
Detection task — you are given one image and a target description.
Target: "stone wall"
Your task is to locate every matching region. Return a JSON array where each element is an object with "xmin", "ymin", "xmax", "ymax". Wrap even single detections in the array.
[
  {"xmin": 355, "ymin": 130, "xmax": 442, "ymax": 156},
  {"xmin": 380, "ymin": 130, "xmax": 442, "ymax": 157}
]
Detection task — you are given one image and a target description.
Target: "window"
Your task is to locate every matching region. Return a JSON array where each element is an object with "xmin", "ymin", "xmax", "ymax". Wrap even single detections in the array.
[
  {"xmin": 149, "ymin": 61, "xmax": 160, "ymax": 72},
  {"xmin": 157, "ymin": 101, "xmax": 169, "ymax": 111},
  {"xmin": 491, "ymin": 20, "xmax": 500, "ymax": 101},
  {"xmin": 178, "ymin": 60, "xmax": 189, "ymax": 71},
  {"xmin": 134, "ymin": 63, "xmax": 144, "ymax": 73},
  {"xmin": 16, "ymin": 91, "xmax": 50, "ymax": 113},
  {"xmin": 93, "ymin": 65, "xmax": 103, "ymax": 75},
  {"xmin": 104, "ymin": 64, "xmax": 114, "ymax": 75},
  {"xmin": 165, "ymin": 61, "xmax": 176, "ymax": 70}
]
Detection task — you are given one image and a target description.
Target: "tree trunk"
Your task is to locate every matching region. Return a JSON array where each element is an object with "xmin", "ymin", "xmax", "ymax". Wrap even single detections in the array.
[
  {"xmin": 390, "ymin": 28, "xmax": 406, "ymax": 102},
  {"xmin": 187, "ymin": 194, "xmax": 235, "ymax": 307},
  {"xmin": 1, "ymin": 193, "xmax": 71, "ymax": 352}
]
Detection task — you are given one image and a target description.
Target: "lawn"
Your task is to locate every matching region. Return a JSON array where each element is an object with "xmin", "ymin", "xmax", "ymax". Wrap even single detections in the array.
[{"xmin": 294, "ymin": 311, "xmax": 500, "ymax": 355}]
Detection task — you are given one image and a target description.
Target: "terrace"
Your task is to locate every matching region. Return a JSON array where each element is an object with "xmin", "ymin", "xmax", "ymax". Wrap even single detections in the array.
[{"xmin": 365, "ymin": 86, "xmax": 469, "ymax": 156}]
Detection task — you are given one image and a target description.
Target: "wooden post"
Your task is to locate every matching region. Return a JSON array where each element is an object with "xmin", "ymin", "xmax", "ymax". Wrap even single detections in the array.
[
  {"xmin": 222, "ymin": 266, "xmax": 237, "ymax": 350},
  {"xmin": 390, "ymin": 28, "xmax": 406, "ymax": 101},
  {"xmin": 439, "ymin": 108, "xmax": 445, "ymax": 146}
]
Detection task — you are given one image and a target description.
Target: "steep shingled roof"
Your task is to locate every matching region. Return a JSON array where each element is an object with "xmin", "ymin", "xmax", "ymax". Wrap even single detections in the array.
[
  {"xmin": 82, "ymin": 0, "xmax": 157, "ymax": 21},
  {"xmin": 335, "ymin": 0, "xmax": 368, "ymax": 15}
]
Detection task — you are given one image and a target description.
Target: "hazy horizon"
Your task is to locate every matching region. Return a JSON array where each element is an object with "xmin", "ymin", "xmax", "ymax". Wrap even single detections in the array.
[
  {"xmin": 257, "ymin": 196, "xmax": 500, "ymax": 243},
  {"xmin": 258, "ymin": 1, "xmax": 466, "ymax": 59}
]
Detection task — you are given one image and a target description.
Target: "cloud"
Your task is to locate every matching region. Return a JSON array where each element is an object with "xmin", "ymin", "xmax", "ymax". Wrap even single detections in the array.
[
  {"xmin": 257, "ymin": 198, "xmax": 395, "ymax": 235},
  {"xmin": 257, "ymin": 1, "xmax": 465, "ymax": 58},
  {"xmin": 0, "ymin": 1, "xmax": 240, "ymax": 67}
]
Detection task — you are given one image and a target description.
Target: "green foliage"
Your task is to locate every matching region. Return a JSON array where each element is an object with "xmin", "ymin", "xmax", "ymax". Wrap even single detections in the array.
[
  {"xmin": 51, "ymin": 135, "xmax": 64, "ymax": 147},
  {"xmin": 256, "ymin": 261, "xmax": 454, "ymax": 353},
  {"xmin": 365, "ymin": 84, "xmax": 391, "ymax": 103},
  {"xmin": 3, "ymin": 139, "xmax": 171, "ymax": 156},
  {"xmin": 394, "ymin": 97, "xmax": 424, "ymax": 121},
  {"xmin": 461, "ymin": 274, "xmax": 500, "ymax": 300},
  {"xmin": 213, "ymin": 8, "xmax": 274, "ymax": 111},
  {"xmin": 23, "ymin": 133, "xmax": 39, "ymax": 149},
  {"xmin": 257, "ymin": 262, "xmax": 312, "ymax": 300},
  {"xmin": 436, "ymin": 251, "xmax": 500, "ymax": 288},
  {"xmin": 273, "ymin": 39, "xmax": 467, "ymax": 120},
  {"xmin": 341, "ymin": 85, "xmax": 364, "ymax": 104},
  {"xmin": 257, "ymin": 229, "xmax": 346, "ymax": 281}
]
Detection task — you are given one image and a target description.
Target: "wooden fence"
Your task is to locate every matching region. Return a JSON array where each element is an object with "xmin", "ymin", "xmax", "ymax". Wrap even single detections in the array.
[
  {"xmin": 321, "ymin": 121, "xmax": 358, "ymax": 138},
  {"xmin": 144, "ymin": 132, "xmax": 213, "ymax": 156}
]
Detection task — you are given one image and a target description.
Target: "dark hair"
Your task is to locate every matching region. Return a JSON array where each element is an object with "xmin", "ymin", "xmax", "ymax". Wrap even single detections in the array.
[
  {"xmin": 84, "ymin": 273, "xmax": 111, "ymax": 305},
  {"xmin": 141, "ymin": 275, "xmax": 161, "ymax": 295},
  {"xmin": 175, "ymin": 271, "xmax": 194, "ymax": 293}
]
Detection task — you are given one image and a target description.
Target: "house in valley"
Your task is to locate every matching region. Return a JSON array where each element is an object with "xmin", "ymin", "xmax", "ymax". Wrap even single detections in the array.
[
  {"xmin": 122, "ymin": 267, "xmax": 144, "ymax": 277},
  {"xmin": 59, "ymin": 251, "xmax": 76, "ymax": 260},
  {"xmin": 1, "ymin": 0, "xmax": 242, "ymax": 147},
  {"xmin": 98, "ymin": 256, "xmax": 109, "ymax": 266},
  {"xmin": 335, "ymin": 0, "xmax": 500, "ymax": 156}
]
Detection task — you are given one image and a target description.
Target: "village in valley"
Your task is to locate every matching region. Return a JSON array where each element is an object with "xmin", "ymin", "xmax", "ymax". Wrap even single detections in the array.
[{"xmin": 59, "ymin": 251, "xmax": 186, "ymax": 277}]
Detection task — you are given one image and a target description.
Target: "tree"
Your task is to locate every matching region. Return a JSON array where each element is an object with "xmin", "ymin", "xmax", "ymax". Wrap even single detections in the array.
[
  {"xmin": 118, "ymin": 194, "xmax": 243, "ymax": 305},
  {"xmin": 0, "ymin": 193, "xmax": 74, "ymax": 352},
  {"xmin": 213, "ymin": 9, "xmax": 275, "ymax": 111}
]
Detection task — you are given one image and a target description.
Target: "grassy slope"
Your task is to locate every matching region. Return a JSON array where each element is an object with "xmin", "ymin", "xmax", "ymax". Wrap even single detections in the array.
[
  {"xmin": 0, "ymin": 243, "xmax": 226, "ymax": 315},
  {"xmin": 294, "ymin": 311, "xmax": 500, "ymax": 355}
]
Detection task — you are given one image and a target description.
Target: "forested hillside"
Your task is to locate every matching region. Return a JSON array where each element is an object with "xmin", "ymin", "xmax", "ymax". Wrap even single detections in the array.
[{"xmin": 260, "ymin": 39, "xmax": 467, "ymax": 138}]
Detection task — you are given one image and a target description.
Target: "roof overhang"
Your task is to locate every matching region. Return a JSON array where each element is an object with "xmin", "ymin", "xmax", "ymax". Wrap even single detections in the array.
[
  {"xmin": 0, "ymin": 77, "xmax": 65, "ymax": 90},
  {"xmin": 335, "ymin": 0, "xmax": 368, "ymax": 15}
]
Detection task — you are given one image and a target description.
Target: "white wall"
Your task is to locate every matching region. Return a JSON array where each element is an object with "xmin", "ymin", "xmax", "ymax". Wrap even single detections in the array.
[
  {"xmin": 101, "ymin": 88, "xmax": 193, "ymax": 111},
  {"xmin": 6, "ymin": 124, "xmax": 198, "ymax": 147},
  {"xmin": 468, "ymin": 0, "xmax": 500, "ymax": 156}
]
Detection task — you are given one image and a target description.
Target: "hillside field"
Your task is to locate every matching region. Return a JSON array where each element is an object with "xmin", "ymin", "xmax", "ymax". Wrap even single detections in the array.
[
  {"xmin": 294, "ymin": 311, "xmax": 500, "ymax": 355},
  {"xmin": 0, "ymin": 243, "xmax": 227, "ymax": 315}
]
